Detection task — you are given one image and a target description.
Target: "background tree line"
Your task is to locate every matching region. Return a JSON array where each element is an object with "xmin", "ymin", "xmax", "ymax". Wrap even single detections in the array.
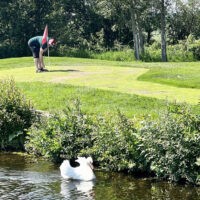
[{"xmin": 0, "ymin": 0, "xmax": 200, "ymax": 61}]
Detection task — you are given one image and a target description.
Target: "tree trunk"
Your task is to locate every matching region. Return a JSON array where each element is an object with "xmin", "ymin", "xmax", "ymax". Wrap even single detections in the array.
[
  {"xmin": 147, "ymin": 30, "xmax": 151, "ymax": 45},
  {"xmin": 130, "ymin": 3, "xmax": 140, "ymax": 60},
  {"xmin": 139, "ymin": 27, "xmax": 144, "ymax": 55},
  {"xmin": 161, "ymin": 0, "xmax": 167, "ymax": 62}
]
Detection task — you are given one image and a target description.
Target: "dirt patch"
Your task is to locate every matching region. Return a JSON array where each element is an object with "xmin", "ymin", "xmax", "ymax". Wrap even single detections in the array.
[{"xmin": 50, "ymin": 71, "xmax": 108, "ymax": 83}]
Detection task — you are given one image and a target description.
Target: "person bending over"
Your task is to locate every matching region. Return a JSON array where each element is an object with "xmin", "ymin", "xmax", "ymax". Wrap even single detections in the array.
[{"xmin": 28, "ymin": 36, "xmax": 55, "ymax": 73}]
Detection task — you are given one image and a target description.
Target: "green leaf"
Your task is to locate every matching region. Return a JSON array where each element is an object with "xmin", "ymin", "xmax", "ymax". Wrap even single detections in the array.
[{"xmin": 9, "ymin": 131, "xmax": 23, "ymax": 142}]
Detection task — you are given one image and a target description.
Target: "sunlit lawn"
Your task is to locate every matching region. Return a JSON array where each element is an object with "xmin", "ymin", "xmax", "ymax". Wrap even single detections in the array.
[{"xmin": 0, "ymin": 57, "xmax": 199, "ymax": 116}]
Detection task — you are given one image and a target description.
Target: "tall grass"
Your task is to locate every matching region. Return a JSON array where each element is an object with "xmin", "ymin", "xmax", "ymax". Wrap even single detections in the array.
[
  {"xmin": 90, "ymin": 49, "xmax": 136, "ymax": 62},
  {"xmin": 55, "ymin": 37, "xmax": 200, "ymax": 62}
]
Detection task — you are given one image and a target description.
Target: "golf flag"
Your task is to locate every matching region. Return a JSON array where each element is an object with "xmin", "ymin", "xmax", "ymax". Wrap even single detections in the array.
[
  {"xmin": 42, "ymin": 25, "xmax": 50, "ymax": 67},
  {"xmin": 42, "ymin": 25, "xmax": 48, "ymax": 47}
]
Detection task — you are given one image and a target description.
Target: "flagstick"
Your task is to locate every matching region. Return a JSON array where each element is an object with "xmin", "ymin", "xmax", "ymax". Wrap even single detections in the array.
[{"xmin": 48, "ymin": 46, "xmax": 50, "ymax": 68}]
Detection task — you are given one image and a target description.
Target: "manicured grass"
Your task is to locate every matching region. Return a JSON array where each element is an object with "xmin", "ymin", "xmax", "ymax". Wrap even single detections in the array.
[
  {"xmin": 0, "ymin": 57, "xmax": 33, "ymax": 70},
  {"xmin": 138, "ymin": 62, "xmax": 200, "ymax": 89},
  {"xmin": 16, "ymin": 82, "xmax": 168, "ymax": 117},
  {"xmin": 0, "ymin": 57, "xmax": 199, "ymax": 116}
]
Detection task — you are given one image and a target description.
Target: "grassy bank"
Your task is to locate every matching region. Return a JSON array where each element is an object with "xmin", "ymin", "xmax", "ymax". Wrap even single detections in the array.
[
  {"xmin": 0, "ymin": 57, "xmax": 199, "ymax": 185},
  {"xmin": 0, "ymin": 57, "xmax": 199, "ymax": 116},
  {"xmin": 16, "ymin": 82, "xmax": 168, "ymax": 117}
]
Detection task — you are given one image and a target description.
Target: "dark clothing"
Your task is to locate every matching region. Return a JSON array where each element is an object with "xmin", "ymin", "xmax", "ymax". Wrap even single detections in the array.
[{"xmin": 28, "ymin": 36, "xmax": 48, "ymax": 58}]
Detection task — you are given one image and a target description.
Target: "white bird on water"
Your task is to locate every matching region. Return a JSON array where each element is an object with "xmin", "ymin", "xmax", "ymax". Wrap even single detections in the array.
[{"xmin": 60, "ymin": 157, "xmax": 96, "ymax": 181}]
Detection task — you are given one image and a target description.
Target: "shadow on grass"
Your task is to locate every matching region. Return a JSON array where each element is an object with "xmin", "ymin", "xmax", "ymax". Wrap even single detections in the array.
[{"xmin": 49, "ymin": 69, "xmax": 80, "ymax": 73}]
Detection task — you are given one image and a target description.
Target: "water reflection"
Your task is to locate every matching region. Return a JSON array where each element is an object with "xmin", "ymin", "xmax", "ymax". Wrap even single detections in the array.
[
  {"xmin": 94, "ymin": 171, "xmax": 200, "ymax": 200},
  {"xmin": 0, "ymin": 153, "xmax": 199, "ymax": 200},
  {"xmin": 60, "ymin": 179, "xmax": 95, "ymax": 199}
]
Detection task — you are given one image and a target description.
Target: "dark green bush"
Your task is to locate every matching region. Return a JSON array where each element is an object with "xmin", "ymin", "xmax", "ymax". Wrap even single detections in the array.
[
  {"xmin": 139, "ymin": 104, "xmax": 200, "ymax": 185},
  {"xmin": 0, "ymin": 45, "xmax": 15, "ymax": 58},
  {"xmin": 167, "ymin": 45, "xmax": 195, "ymax": 62},
  {"xmin": 54, "ymin": 37, "xmax": 200, "ymax": 62},
  {"xmin": 25, "ymin": 99, "xmax": 200, "ymax": 185},
  {"xmin": 91, "ymin": 50, "xmax": 136, "ymax": 62},
  {"xmin": 141, "ymin": 49, "xmax": 162, "ymax": 62},
  {"xmin": 142, "ymin": 42, "xmax": 195, "ymax": 62},
  {"xmin": 57, "ymin": 45, "xmax": 91, "ymax": 58},
  {"xmin": 82, "ymin": 111, "xmax": 143, "ymax": 173},
  {"xmin": 25, "ymin": 99, "xmax": 94, "ymax": 162},
  {"xmin": 188, "ymin": 43, "xmax": 200, "ymax": 60},
  {"xmin": 25, "ymin": 100, "xmax": 142, "ymax": 172},
  {"xmin": 0, "ymin": 79, "xmax": 36, "ymax": 150}
]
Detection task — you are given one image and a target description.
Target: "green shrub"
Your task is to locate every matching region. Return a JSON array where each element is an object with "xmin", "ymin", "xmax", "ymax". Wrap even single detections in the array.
[
  {"xmin": 167, "ymin": 44, "xmax": 195, "ymax": 62},
  {"xmin": 142, "ymin": 43, "xmax": 195, "ymax": 62},
  {"xmin": 82, "ymin": 111, "xmax": 143, "ymax": 173},
  {"xmin": 141, "ymin": 49, "xmax": 162, "ymax": 62},
  {"xmin": 139, "ymin": 104, "xmax": 200, "ymax": 185},
  {"xmin": 57, "ymin": 45, "xmax": 92, "ymax": 58},
  {"xmin": 0, "ymin": 45, "xmax": 16, "ymax": 58},
  {"xmin": 25, "ymin": 99, "xmax": 200, "ymax": 185},
  {"xmin": 188, "ymin": 42, "xmax": 200, "ymax": 60},
  {"xmin": 0, "ymin": 79, "xmax": 35, "ymax": 150},
  {"xmin": 25, "ymin": 99, "xmax": 94, "ymax": 162},
  {"xmin": 91, "ymin": 50, "xmax": 136, "ymax": 62},
  {"xmin": 25, "ymin": 100, "xmax": 142, "ymax": 172}
]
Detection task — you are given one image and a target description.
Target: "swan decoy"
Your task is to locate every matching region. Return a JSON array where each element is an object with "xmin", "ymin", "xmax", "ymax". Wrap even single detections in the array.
[{"xmin": 60, "ymin": 157, "xmax": 96, "ymax": 181}]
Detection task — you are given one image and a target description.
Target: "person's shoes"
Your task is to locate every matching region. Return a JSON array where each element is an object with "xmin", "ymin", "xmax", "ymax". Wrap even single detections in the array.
[
  {"xmin": 36, "ymin": 69, "xmax": 43, "ymax": 73},
  {"xmin": 41, "ymin": 68, "xmax": 49, "ymax": 72}
]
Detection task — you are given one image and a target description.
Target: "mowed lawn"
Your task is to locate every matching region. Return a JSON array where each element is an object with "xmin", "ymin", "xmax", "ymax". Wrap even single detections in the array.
[{"xmin": 0, "ymin": 57, "xmax": 199, "ymax": 116}]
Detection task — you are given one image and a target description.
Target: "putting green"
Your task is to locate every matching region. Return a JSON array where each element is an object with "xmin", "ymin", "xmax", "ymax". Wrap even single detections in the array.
[{"xmin": 0, "ymin": 65, "xmax": 199, "ymax": 104}]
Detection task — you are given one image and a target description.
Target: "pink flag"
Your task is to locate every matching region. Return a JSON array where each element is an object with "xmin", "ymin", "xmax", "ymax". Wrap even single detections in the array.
[{"xmin": 42, "ymin": 25, "xmax": 48, "ymax": 45}]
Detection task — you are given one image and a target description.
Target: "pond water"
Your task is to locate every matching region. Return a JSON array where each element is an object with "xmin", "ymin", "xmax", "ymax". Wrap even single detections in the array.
[{"xmin": 0, "ymin": 153, "xmax": 199, "ymax": 200}]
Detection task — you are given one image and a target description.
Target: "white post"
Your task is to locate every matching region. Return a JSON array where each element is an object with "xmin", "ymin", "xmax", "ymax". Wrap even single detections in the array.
[{"xmin": 48, "ymin": 47, "xmax": 50, "ymax": 67}]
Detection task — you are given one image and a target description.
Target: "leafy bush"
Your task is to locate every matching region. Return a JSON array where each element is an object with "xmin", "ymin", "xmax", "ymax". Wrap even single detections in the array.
[
  {"xmin": 25, "ymin": 99, "xmax": 94, "ymax": 162},
  {"xmin": 0, "ymin": 45, "xmax": 17, "ymax": 58},
  {"xmin": 25, "ymin": 100, "xmax": 142, "ymax": 172},
  {"xmin": 91, "ymin": 49, "xmax": 136, "ymax": 62},
  {"xmin": 57, "ymin": 45, "xmax": 92, "ymax": 58},
  {"xmin": 56, "ymin": 45, "xmax": 136, "ymax": 62},
  {"xmin": 141, "ymin": 37, "xmax": 200, "ymax": 62},
  {"xmin": 188, "ymin": 42, "xmax": 200, "ymax": 60},
  {"xmin": 142, "ymin": 42, "xmax": 195, "ymax": 62},
  {"xmin": 82, "ymin": 111, "xmax": 143, "ymax": 173},
  {"xmin": 139, "ymin": 104, "xmax": 200, "ymax": 185},
  {"xmin": 25, "ymin": 99, "xmax": 200, "ymax": 185},
  {"xmin": 167, "ymin": 45, "xmax": 195, "ymax": 62},
  {"xmin": 141, "ymin": 49, "xmax": 162, "ymax": 62},
  {"xmin": 0, "ymin": 79, "xmax": 35, "ymax": 150}
]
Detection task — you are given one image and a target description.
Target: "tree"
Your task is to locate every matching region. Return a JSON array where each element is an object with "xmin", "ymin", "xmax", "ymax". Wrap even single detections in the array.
[
  {"xmin": 0, "ymin": 0, "xmax": 200, "ymax": 59},
  {"xmin": 168, "ymin": 0, "xmax": 200, "ymax": 43},
  {"xmin": 160, "ymin": 0, "xmax": 168, "ymax": 62},
  {"xmin": 130, "ymin": 0, "xmax": 140, "ymax": 60}
]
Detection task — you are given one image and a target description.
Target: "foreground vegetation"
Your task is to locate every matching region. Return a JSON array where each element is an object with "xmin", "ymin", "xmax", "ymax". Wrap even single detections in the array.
[
  {"xmin": 0, "ymin": 79, "xmax": 36, "ymax": 150},
  {"xmin": 0, "ymin": 57, "xmax": 199, "ymax": 185},
  {"xmin": 25, "ymin": 100, "xmax": 200, "ymax": 185},
  {"xmin": 0, "ymin": 78, "xmax": 199, "ymax": 185}
]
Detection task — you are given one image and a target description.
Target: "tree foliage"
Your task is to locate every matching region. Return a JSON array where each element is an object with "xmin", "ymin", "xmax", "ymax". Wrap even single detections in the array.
[
  {"xmin": 25, "ymin": 100, "xmax": 200, "ymax": 185},
  {"xmin": 0, "ymin": 79, "xmax": 36, "ymax": 150},
  {"xmin": 0, "ymin": 0, "xmax": 200, "ymax": 60}
]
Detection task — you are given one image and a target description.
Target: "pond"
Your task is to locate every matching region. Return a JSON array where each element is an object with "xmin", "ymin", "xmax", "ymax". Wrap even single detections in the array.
[{"xmin": 0, "ymin": 153, "xmax": 199, "ymax": 200}]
